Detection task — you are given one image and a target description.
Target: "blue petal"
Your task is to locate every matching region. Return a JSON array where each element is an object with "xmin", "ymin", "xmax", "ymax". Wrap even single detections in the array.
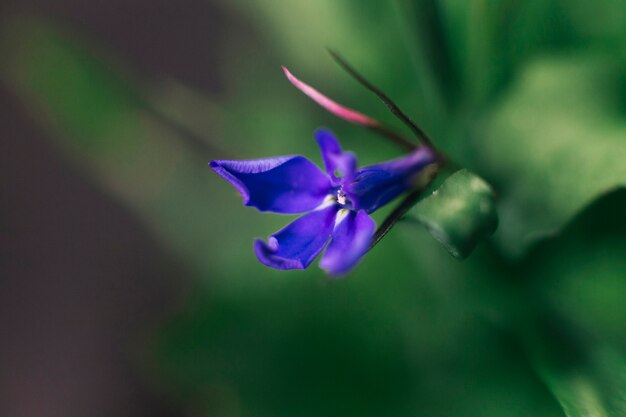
[
  {"xmin": 315, "ymin": 129, "xmax": 357, "ymax": 184},
  {"xmin": 319, "ymin": 209, "xmax": 376, "ymax": 276},
  {"xmin": 254, "ymin": 204, "xmax": 338, "ymax": 270},
  {"xmin": 347, "ymin": 147, "xmax": 436, "ymax": 213},
  {"xmin": 210, "ymin": 156, "xmax": 332, "ymax": 213}
]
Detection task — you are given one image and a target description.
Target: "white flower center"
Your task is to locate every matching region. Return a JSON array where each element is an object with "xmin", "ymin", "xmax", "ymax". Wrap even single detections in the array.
[{"xmin": 337, "ymin": 189, "xmax": 347, "ymax": 205}]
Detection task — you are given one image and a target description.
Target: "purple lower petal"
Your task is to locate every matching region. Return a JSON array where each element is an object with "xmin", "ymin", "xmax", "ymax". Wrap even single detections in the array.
[
  {"xmin": 319, "ymin": 210, "xmax": 376, "ymax": 276},
  {"xmin": 347, "ymin": 147, "xmax": 436, "ymax": 213},
  {"xmin": 254, "ymin": 205, "xmax": 338, "ymax": 270},
  {"xmin": 315, "ymin": 129, "xmax": 357, "ymax": 184},
  {"xmin": 210, "ymin": 156, "xmax": 331, "ymax": 213}
]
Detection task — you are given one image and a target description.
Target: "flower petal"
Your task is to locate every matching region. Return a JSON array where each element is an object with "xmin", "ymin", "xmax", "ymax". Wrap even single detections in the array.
[
  {"xmin": 347, "ymin": 147, "xmax": 437, "ymax": 213},
  {"xmin": 283, "ymin": 66, "xmax": 380, "ymax": 127},
  {"xmin": 210, "ymin": 156, "xmax": 331, "ymax": 213},
  {"xmin": 319, "ymin": 209, "xmax": 376, "ymax": 276},
  {"xmin": 315, "ymin": 129, "xmax": 357, "ymax": 183},
  {"xmin": 254, "ymin": 205, "xmax": 338, "ymax": 270}
]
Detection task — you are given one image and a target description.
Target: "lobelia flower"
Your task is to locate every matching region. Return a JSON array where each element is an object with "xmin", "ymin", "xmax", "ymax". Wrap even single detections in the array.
[
  {"xmin": 211, "ymin": 65, "xmax": 438, "ymax": 276},
  {"xmin": 210, "ymin": 129, "xmax": 436, "ymax": 276}
]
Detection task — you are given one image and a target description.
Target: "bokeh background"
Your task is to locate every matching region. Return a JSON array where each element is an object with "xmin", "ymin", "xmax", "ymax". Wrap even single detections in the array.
[{"xmin": 1, "ymin": 1, "xmax": 625, "ymax": 416}]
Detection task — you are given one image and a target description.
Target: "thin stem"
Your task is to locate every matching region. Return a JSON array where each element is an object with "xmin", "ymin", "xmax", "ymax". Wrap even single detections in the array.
[
  {"xmin": 328, "ymin": 48, "xmax": 435, "ymax": 149},
  {"xmin": 368, "ymin": 188, "xmax": 424, "ymax": 251},
  {"xmin": 368, "ymin": 125, "xmax": 417, "ymax": 151},
  {"xmin": 369, "ymin": 162, "xmax": 441, "ymax": 251}
]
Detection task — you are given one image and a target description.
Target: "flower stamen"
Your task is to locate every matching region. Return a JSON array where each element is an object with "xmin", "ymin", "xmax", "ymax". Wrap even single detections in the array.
[{"xmin": 337, "ymin": 189, "xmax": 347, "ymax": 205}]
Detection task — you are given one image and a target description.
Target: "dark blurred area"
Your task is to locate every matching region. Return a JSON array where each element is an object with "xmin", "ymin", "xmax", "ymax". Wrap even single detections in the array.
[
  {"xmin": 0, "ymin": 86, "xmax": 182, "ymax": 417},
  {"xmin": 0, "ymin": 0, "xmax": 227, "ymax": 92},
  {"xmin": 0, "ymin": 1, "xmax": 227, "ymax": 415}
]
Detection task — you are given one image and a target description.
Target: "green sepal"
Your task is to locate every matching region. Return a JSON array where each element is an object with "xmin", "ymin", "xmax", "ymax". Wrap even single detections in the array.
[{"xmin": 411, "ymin": 169, "xmax": 498, "ymax": 259}]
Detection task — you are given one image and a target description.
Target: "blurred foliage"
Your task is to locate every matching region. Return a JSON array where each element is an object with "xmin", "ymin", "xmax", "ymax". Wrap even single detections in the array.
[
  {"xmin": 522, "ymin": 189, "xmax": 626, "ymax": 417},
  {"xmin": 482, "ymin": 56, "xmax": 626, "ymax": 256},
  {"xmin": 1, "ymin": 0, "xmax": 626, "ymax": 416}
]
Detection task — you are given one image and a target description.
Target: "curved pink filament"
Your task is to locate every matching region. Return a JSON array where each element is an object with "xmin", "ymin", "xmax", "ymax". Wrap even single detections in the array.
[{"xmin": 283, "ymin": 66, "xmax": 380, "ymax": 127}]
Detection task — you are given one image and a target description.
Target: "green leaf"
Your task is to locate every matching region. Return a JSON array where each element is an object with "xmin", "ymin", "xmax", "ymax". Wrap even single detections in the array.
[
  {"xmin": 479, "ymin": 55, "xmax": 626, "ymax": 256},
  {"xmin": 519, "ymin": 189, "xmax": 626, "ymax": 417},
  {"xmin": 523, "ymin": 314, "xmax": 626, "ymax": 417},
  {"xmin": 411, "ymin": 169, "xmax": 498, "ymax": 259},
  {"xmin": 525, "ymin": 189, "xmax": 626, "ymax": 348}
]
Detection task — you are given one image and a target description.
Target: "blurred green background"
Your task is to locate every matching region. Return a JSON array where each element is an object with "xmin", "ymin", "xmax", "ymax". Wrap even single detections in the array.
[{"xmin": 1, "ymin": 1, "xmax": 625, "ymax": 416}]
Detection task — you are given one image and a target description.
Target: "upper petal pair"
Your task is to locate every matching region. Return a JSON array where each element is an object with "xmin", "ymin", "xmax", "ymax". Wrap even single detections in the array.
[
  {"xmin": 348, "ymin": 147, "xmax": 436, "ymax": 213},
  {"xmin": 315, "ymin": 129, "xmax": 357, "ymax": 184}
]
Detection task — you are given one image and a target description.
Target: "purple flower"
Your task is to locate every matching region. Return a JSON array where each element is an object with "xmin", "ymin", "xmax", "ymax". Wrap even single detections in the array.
[{"xmin": 210, "ymin": 129, "xmax": 435, "ymax": 276}]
